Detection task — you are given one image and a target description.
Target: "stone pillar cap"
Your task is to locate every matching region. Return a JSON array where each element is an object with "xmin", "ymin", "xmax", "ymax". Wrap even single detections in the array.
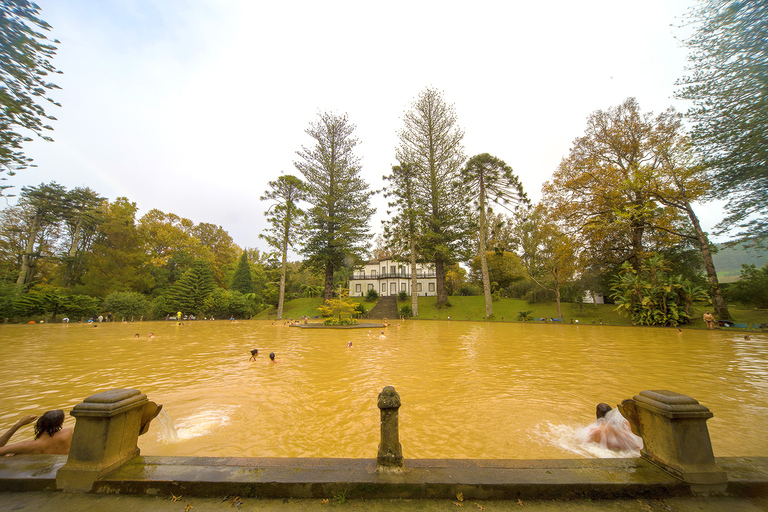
[
  {"xmin": 71, "ymin": 389, "xmax": 148, "ymax": 418},
  {"xmin": 378, "ymin": 386, "xmax": 401, "ymax": 409},
  {"xmin": 633, "ymin": 390, "xmax": 713, "ymax": 419}
]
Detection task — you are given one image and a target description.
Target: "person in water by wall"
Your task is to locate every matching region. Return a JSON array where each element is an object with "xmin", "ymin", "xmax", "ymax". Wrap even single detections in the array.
[
  {"xmin": 0, "ymin": 410, "xmax": 73, "ymax": 456},
  {"xmin": 269, "ymin": 352, "xmax": 279, "ymax": 363},
  {"xmin": 249, "ymin": 349, "xmax": 259, "ymax": 360},
  {"xmin": 575, "ymin": 403, "xmax": 643, "ymax": 452}
]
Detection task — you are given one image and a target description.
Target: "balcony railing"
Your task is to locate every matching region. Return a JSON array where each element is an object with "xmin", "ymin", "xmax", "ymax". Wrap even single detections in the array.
[{"xmin": 350, "ymin": 272, "xmax": 437, "ymax": 280}]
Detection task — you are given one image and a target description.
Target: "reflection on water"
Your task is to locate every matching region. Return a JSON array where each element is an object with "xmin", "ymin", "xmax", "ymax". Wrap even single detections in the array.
[{"xmin": 0, "ymin": 320, "xmax": 766, "ymax": 459}]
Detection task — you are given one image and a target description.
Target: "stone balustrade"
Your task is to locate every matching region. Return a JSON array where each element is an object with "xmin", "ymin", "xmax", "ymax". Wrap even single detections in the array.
[
  {"xmin": 619, "ymin": 390, "xmax": 728, "ymax": 493},
  {"xmin": 50, "ymin": 386, "xmax": 729, "ymax": 495}
]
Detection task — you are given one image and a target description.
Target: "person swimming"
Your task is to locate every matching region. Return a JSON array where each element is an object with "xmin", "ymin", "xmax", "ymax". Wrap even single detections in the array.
[
  {"xmin": 269, "ymin": 352, "xmax": 279, "ymax": 363},
  {"xmin": 249, "ymin": 349, "xmax": 259, "ymax": 361},
  {"xmin": 0, "ymin": 410, "xmax": 73, "ymax": 456},
  {"xmin": 575, "ymin": 403, "xmax": 643, "ymax": 452},
  {"xmin": 347, "ymin": 341, "xmax": 353, "ymax": 348}
]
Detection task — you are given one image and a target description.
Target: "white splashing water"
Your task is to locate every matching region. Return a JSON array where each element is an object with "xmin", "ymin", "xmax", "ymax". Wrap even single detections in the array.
[
  {"xmin": 531, "ymin": 420, "xmax": 642, "ymax": 459},
  {"xmin": 170, "ymin": 405, "xmax": 239, "ymax": 441},
  {"xmin": 155, "ymin": 409, "xmax": 179, "ymax": 444}
]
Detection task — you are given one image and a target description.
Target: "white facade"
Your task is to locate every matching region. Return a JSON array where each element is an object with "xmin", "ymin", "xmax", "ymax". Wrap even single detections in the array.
[
  {"xmin": 583, "ymin": 290, "xmax": 605, "ymax": 304},
  {"xmin": 349, "ymin": 258, "xmax": 437, "ymax": 297}
]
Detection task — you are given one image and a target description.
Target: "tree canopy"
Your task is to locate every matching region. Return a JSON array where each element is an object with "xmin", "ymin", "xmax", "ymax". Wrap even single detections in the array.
[
  {"xmin": 677, "ymin": 0, "xmax": 768, "ymax": 246},
  {"xmin": 0, "ymin": 0, "xmax": 61, "ymax": 187},
  {"xmin": 542, "ymin": 98, "xmax": 688, "ymax": 272}
]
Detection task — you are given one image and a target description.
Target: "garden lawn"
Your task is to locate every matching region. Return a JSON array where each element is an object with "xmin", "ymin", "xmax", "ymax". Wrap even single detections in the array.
[{"xmin": 255, "ymin": 296, "xmax": 767, "ymax": 330}]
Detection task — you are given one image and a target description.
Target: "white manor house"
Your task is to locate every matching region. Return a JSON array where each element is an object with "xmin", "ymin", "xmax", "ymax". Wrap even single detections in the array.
[{"xmin": 348, "ymin": 258, "xmax": 437, "ymax": 297}]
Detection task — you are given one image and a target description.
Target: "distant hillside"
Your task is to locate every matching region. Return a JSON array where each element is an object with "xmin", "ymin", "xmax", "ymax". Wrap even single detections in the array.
[{"xmin": 712, "ymin": 239, "xmax": 768, "ymax": 283}]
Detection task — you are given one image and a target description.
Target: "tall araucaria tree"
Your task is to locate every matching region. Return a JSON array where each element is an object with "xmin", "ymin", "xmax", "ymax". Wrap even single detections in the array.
[
  {"xmin": 259, "ymin": 174, "xmax": 306, "ymax": 319},
  {"xmin": 677, "ymin": 0, "xmax": 768, "ymax": 247},
  {"xmin": 461, "ymin": 153, "xmax": 529, "ymax": 318},
  {"xmin": 0, "ymin": 0, "xmax": 61, "ymax": 191},
  {"xmin": 295, "ymin": 112, "xmax": 374, "ymax": 302},
  {"xmin": 396, "ymin": 87, "xmax": 467, "ymax": 308},
  {"xmin": 383, "ymin": 163, "xmax": 421, "ymax": 316}
]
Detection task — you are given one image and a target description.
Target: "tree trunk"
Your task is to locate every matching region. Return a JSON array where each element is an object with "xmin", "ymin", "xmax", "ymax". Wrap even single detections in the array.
[
  {"xmin": 435, "ymin": 256, "xmax": 448, "ymax": 307},
  {"xmin": 478, "ymin": 182, "xmax": 493, "ymax": 318},
  {"xmin": 630, "ymin": 217, "xmax": 645, "ymax": 271},
  {"xmin": 555, "ymin": 281, "xmax": 563, "ymax": 320},
  {"xmin": 480, "ymin": 245, "xmax": 493, "ymax": 318},
  {"xmin": 16, "ymin": 214, "xmax": 41, "ymax": 293},
  {"xmin": 323, "ymin": 260, "xmax": 334, "ymax": 302},
  {"xmin": 685, "ymin": 203, "xmax": 731, "ymax": 320},
  {"xmin": 277, "ymin": 229, "xmax": 288, "ymax": 320},
  {"xmin": 410, "ymin": 237, "xmax": 418, "ymax": 317}
]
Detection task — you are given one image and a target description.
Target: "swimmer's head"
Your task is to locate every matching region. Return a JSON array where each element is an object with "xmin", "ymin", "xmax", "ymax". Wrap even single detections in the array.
[
  {"xmin": 250, "ymin": 349, "xmax": 258, "ymax": 356},
  {"xmin": 35, "ymin": 410, "xmax": 65, "ymax": 439},
  {"xmin": 596, "ymin": 403, "xmax": 612, "ymax": 419},
  {"xmin": 269, "ymin": 352, "xmax": 275, "ymax": 360}
]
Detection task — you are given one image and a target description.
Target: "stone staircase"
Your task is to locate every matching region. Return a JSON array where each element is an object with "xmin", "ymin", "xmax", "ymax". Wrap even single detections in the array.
[{"xmin": 367, "ymin": 295, "xmax": 399, "ymax": 320}]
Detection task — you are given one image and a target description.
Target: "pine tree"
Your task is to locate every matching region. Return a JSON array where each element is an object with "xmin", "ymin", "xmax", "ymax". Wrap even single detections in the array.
[
  {"xmin": 396, "ymin": 88, "xmax": 467, "ymax": 307},
  {"xmin": 295, "ymin": 112, "xmax": 374, "ymax": 301},
  {"xmin": 165, "ymin": 260, "xmax": 215, "ymax": 316},
  {"xmin": 229, "ymin": 251, "xmax": 254, "ymax": 294}
]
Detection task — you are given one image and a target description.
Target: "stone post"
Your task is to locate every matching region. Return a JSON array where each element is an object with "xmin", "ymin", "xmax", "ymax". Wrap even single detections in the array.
[
  {"xmin": 56, "ymin": 389, "xmax": 153, "ymax": 492},
  {"xmin": 377, "ymin": 386, "xmax": 404, "ymax": 472},
  {"xmin": 619, "ymin": 390, "xmax": 727, "ymax": 492}
]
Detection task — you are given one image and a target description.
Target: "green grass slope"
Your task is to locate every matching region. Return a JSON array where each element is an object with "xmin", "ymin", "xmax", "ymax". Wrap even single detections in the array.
[{"xmin": 256, "ymin": 295, "xmax": 767, "ymax": 329}]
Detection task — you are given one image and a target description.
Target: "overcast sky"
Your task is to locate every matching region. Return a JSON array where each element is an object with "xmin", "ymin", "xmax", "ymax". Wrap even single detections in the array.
[{"xmin": 9, "ymin": 0, "xmax": 714, "ymax": 253}]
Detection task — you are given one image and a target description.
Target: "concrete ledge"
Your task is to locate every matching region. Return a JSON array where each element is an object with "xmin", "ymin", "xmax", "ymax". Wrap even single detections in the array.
[
  {"xmin": 1, "ymin": 456, "xmax": 766, "ymax": 499},
  {"xmin": 96, "ymin": 456, "xmax": 768, "ymax": 499},
  {"xmin": 0, "ymin": 455, "xmax": 66, "ymax": 492}
]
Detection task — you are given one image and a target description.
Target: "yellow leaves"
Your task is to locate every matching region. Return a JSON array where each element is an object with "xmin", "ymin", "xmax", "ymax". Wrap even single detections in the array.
[
  {"xmin": 456, "ymin": 492, "xmax": 464, "ymax": 501},
  {"xmin": 170, "ymin": 493, "xmax": 182, "ymax": 502}
]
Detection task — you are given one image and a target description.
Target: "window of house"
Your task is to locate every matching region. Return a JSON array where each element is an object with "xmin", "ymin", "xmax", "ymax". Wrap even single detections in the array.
[
  {"xmin": 417, "ymin": 269, "xmax": 423, "ymax": 277},
  {"xmin": 391, "ymin": 266, "xmax": 396, "ymax": 274},
  {"xmin": 368, "ymin": 284, "xmax": 374, "ymax": 291},
  {"xmin": 381, "ymin": 283, "xmax": 387, "ymax": 293},
  {"xmin": 355, "ymin": 284, "xmax": 361, "ymax": 293},
  {"xmin": 428, "ymin": 282, "xmax": 435, "ymax": 292},
  {"xmin": 400, "ymin": 283, "xmax": 406, "ymax": 291},
  {"xmin": 371, "ymin": 269, "xmax": 377, "ymax": 278},
  {"xmin": 417, "ymin": 283, "xmax": 423, "ymax": 292}
]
